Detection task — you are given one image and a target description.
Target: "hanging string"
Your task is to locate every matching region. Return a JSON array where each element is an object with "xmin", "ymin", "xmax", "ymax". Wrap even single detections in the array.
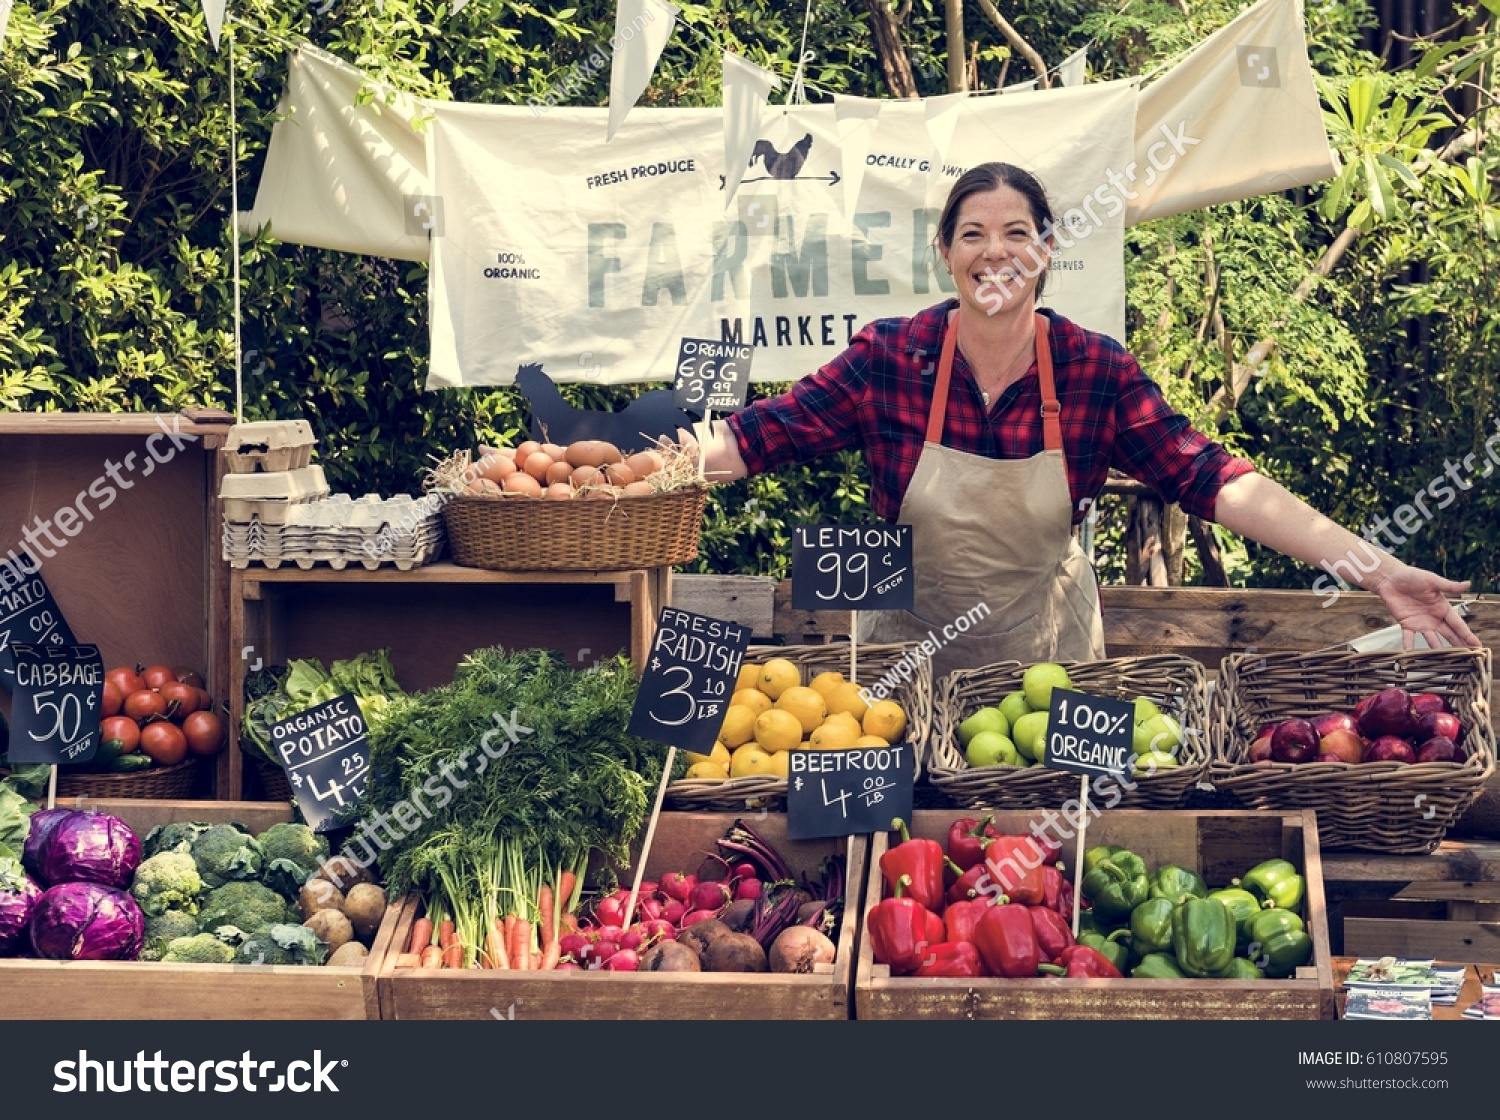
[
  {"xmin": 786, "ymin": 0, "xmax": 815, "ymax": 105},
  {"xmin": 228, "ymin": 23, "xmax": 244, "ymax": 424}
]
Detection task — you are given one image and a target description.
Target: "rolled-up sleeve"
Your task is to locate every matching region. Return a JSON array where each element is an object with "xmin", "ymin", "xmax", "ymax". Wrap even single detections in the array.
[
  {"xmin": 724, "ymin": 327, "xmax": 874, "ymax": 476},
  {"xmin": 1110, "ymin": 354, "xmax": 1256, "ymax": 522}
]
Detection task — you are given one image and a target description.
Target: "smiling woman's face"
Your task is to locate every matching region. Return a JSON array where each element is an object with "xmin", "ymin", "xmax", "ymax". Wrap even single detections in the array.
[{"xmin": 939, "ymin": 185, "xmax": 1051, "ymax": 315}]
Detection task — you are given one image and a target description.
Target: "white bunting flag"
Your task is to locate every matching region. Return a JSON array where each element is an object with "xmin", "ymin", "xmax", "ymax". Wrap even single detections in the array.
[
  {"xmin": 832, "ymin": 94, "xmax": 883, "ymax": 226},
  {"xmin": 0, "ymin": 0, "xmax": 14, "ymax": 43},
  {"xmin": 722, "ymin": 52, "xmax": 782, "ymax": 206},
  {"xmin": 607, "ymin": 0, "xmax": 680, "ymax": 141},
  {"xmin": 1058, "ymin": 47, "xmax": 1088, "ymax": 87},
  {"xmin": 200, "ymin": 0, "xmax": 225, "ymax": 51}
]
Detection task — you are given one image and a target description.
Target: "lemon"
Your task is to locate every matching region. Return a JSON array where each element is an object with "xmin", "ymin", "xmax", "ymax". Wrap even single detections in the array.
[
  {"xmin": 737, "ymin": 661, "xmax": 764, "ymax": 691},
  {"xmin": 731, "ymin": 688, "xmax": 773, "ymax": 717},
  {"xmin": 825, "ymin": 681, "xmax": 871, "ymax": 722},
  {"xmin": 730, "ymin": 744, "xmax": 779, "ymax": 778},
  {"xmin": 775, "ymin": 685, "xmax": 828, "ymax": 733},
  {"xmin": 863, "ymin": 699, "xmax": 908, "ymax": 743},
  {"xmin": 685, "ymin": 760, "xmax": 730, "ymax": 780},
  {"xmin": 809, "ymin": 670, "xmax": 845, "ymax": 697},
  {"xmin": 855, "ymin": 734, "xmax": 890, "ymax": 747},
  {"xmin": 810, "ymin": 714, "xmax": 862, "ymax": 750},
  {"xmin": 769, "ymin": 750, "xmax": 791, "ymax": 778},
  {"xmin": 754, "ymin": 708, "xmax": 804, "ymax": 753},
  {"xmin": 718, "ymin": 703, "xmax": 758, "ymax": 748},
  {"xmin": 758, "ymin": 657, "xmax": 801, "ymax": 700},
  {"xmin": 684, "ymin": 741, "xmax": 731, "ymax": 768}
]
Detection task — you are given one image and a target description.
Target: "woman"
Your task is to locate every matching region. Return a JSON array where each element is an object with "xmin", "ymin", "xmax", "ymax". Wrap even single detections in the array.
[{"xmin": 686, "ymin": 162, "xmax": 1478, "ymax": 679}]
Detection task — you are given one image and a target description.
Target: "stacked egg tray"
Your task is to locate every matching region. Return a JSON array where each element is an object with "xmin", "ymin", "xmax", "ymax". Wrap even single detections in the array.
[{"xmin": 222, "ymin": 494, "xmax": 446, "ymax": 571}]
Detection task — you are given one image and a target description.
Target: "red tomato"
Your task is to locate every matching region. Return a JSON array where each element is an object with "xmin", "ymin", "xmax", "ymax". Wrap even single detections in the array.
[
  {"xmin": 174, "ymin": 667, "xmax": 206, "ymax": 690},
  {"xmin": 100, "ymin": 681, "xmax": 124, "ymax": 718},
  {"xmin": 100, "ymin": 716, "xmax": 140, "ymax": 754},
  {"xmin": 182, "ymin": 711, "xmax": 226, "ymax": 757},
  {"xmin": 139, "ymin": 665, "xmax": 177, "ymax": 690},
  {"xmin": 197, "ymin": 688, "xmax": 214, "ymax": 711},
  {"xmin": 123, "ymin": 689, "xmax": 168, "ymax": 723},
  {"xmin": 159, "ymin": 681, "xmax": 201, "ymax": 720},
  {"xmin": 105, "ymin": 666, "xmax": 145, "ymax": 697},
  {"xmin": 139, "ymin": 722, "xmax": 188, "ymax": 766}
]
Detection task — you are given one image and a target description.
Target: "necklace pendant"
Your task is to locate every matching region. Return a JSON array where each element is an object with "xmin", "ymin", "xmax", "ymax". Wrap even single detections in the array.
[{"xmin": 980, "ymin": 389, "xmax": 991, "ymax": 407}]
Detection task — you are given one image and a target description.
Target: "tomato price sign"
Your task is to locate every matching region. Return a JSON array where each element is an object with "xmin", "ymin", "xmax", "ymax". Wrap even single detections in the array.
[
  {"xmin": 0, "ymin": 556, "xmax": 76, "ymax": 688},
  {"xmin": 790, "ymin": 524, "xmax": 914, "ymax": 611},
  {"xmin": 1043, "ymin": 688, "xmax": 1134, "ymax": 779},
  {"xmin": 786, "ymin": 744, "xmax": 914, "ymax": 840},
  {"xmin": 270, "ymin": 694, "xmax": 371, "ymax": 832},
  {"xmin": 672, "ymin": 338, "xmax": 754, "ymax": 415},
  {"xmin": 627, "ymin": 607, "xmax": 750, "ymax": 754},
  {"xmin": 7, "ymin": 643, "xmax": 104, "ymax": 765}
]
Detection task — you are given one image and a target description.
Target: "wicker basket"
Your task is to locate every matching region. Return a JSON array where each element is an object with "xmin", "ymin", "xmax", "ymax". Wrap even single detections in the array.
[
  {"xmin": 927, "ymin": 655, "xmax": 1212, "ymax": 809},
  {"xmin": 54, "ymin": 757, "xmax": 199, "ymax": 800},
  {"xmin": 1209, "ymin": 647, "xmax": 1496, "ymax": 854},
  {"xmin": 442, "ymin": 486, "xmax": 708, "ymax": 571},
  {"xmin": 664, "ymin": 642, "xmax": 934, "ymax": 812},
  {"xmin": 249, "ymin": 754, "xmax": 293, "ymax": 801}
]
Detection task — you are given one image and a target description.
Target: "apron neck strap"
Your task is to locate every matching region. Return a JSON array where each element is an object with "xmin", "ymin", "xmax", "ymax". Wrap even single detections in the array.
[{"xmin": 928, "ymin": 309, "xmax": 1062, "ymax": 452}]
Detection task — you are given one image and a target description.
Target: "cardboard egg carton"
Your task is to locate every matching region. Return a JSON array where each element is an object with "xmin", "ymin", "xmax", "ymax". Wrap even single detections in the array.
[
  {"xmin": 222, "ymin": 492, "xmax": 446, "ymax": 570},
  {"xmin": 219, "ymin": 465, "xmax": 331, "ymax": 523},
  {"xmin": 223, "ymin": 420, "xmax": 316, "ymax": 474}
]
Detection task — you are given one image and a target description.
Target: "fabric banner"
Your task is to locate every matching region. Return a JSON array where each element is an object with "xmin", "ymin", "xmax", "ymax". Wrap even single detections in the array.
[
  {"xmin": 425, "ymin": 82, "xmax": 1137, "ymax": 387},
  {"xmin": 1058, "ymin": 47, "xmax": 1088, "ymax": 88}
]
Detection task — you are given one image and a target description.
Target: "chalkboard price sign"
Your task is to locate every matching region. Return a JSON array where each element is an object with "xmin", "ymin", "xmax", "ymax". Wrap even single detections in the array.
[
  {"xmin": 0, "ymin": 557, "xmax": 76, "ymax": 688},
  {"xmin": 672, "ymin": 337, "xmax": 754, "ymax": 414},
  {"xmin": 790, "ymin": 524, "xmax": 915, "ymax": 611},
  {"xmin": 6, "ymin": 643, "xmax": 104, "ymax": 765},
  {"xmin": 270, "ymin": 694, "xmax": 371, "ymax": 832},
  {"xmin": 627, "ymin": 607, "xmax": 750, "ymax": 754},
  {"xmin": 786, "ymin": 744, "xmax": 914, "ymax": 840},
  {"xmin": 1042, "ymin": 688, "xmax": 1134, "ymax": 779}
]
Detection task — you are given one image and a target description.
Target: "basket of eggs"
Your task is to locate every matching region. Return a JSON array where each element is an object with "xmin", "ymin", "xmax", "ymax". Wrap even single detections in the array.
[{"xmin": 427, "ymin": 438, "xmax": 709, "ymax": 572}]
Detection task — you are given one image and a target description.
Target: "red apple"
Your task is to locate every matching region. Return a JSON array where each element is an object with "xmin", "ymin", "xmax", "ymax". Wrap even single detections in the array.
[
  {"xmin": 1314, "ymin": 752, "xmax": 1347, "ymax": 763},
  {"xmin": 1318, "ymin": 729, "xmax": 1366, "ymax": 765},
  {"xmin": 1312, "ymin": 712, "xmax": 1359, "ymax": 738},
  {"xmin": 1248, "ymin": 734, "xmax": 1275, "ymax": 763},
  {"xmin": 1415, "ymin": 710, "xmax": 1464, "ymax": 746},
  {"xmin": 1410, "ymin": 692, "xmax": 1450, "ymax": 717},
  {"xmin": 1364, "ymin": 735, "xmax": 1417, "ymax": 765},
  {"xmin": 1356, "ymin": 688, "xmax": 1417, "ymax": 740},
  {"xmin": 1415, "ymin": 736, "xmax": 1461, "ymax": 764},
  {"xmin": 1271, "ymin": 719, "xmax": 1320, "ymax": 764}
]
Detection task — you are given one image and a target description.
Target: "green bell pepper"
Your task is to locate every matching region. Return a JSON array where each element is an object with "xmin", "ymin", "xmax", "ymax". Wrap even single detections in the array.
[
  {"xmin": 1078, "ymin": 929, "xmax": 1132, "ymax": 973},
  {"xmin": 1129, "ymin": 896, "xmax": 1176, "ymax": 956},
  {"xmin": 1080, "ymin": 847, "xmax": 1150, "ymax": 925},
  {"xmin": 1171, "ymin": 896, "xmax": 1237, "ymax": 977},
  {"xmin": 1213, "ymin": 957, "xmax": 1266, "ymax": 980},
  {"xmin": 1236, "ymin": 858, "xmax": 1305, "ymax": 912},
  {"xmin": 1132, "ymin": 952, "xmax": 1186, "ymax": 978},
  {"xmin": 1150, "ymin": 864, "xmax": 1208, "ymax": 903},
  {"xmin": 1207, "ymin": 887, "xmax": 1265, "ymax": 950},
  {"xmin": 1244, "ymin": 907, "xmax": 1314, "ymax": 979}
]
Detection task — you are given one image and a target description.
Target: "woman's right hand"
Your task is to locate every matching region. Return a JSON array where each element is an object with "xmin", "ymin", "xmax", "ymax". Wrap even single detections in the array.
[{"xmin": 673, "ymin": 419, "xmax": 749, "ymax": 483}]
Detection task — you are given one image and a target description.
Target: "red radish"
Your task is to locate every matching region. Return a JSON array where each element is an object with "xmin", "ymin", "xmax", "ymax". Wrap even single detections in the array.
[
  {"xmin": 734, "ymin": 879, "xmax": 763, "ymax": 901},
  {"xmin": 689, "ymin": 881, "xmax": 732, "ymax": 912},
  {"xmin": 661, "ymin": 900, "xmax": 687, "ymax": 925},
  {"xmin": 606, "ymin": 950, "xmax": 640, "ymax": 971},
  {"xmin": 558, "ymin": 932, "xmax": 590, "ymax": 958},
  {"xmin": 590, "ymin": 939, "xmax": 620, "ymax": 963},
  {"xmin": 730, "ymin": 862, "xmax": 758, "ymax": 881},
  {"xmin": 555, "ymin": 961, "xmax": 583, "ymax": 971},
  {"xmin": 618, "ymin": 928, "xmax": 645, "ymax": 952},
  {"xmin": 1411, "ymin": 692, "xmax": 1450, "ymax": 717},
  {"xmin": 659, "ymin": 873, "xmax": 695, "ymax": 903},
  {"xmin": 636, "ymin": 919, "xmax": 676, "ymax": 942},
  {"xmin": 679, "ymin": 909, "xmax": 722, "ymax": 928},
  {"xmin": 595, "ymin": 896, "xmax": 627, "ymax": 927},
  {"xmin": 639, "ymin": 898, "xmax": 664, "ymax": 922},
  {"xmin": 638, "ymin": 881, "xmax": 658, "ymax": 896}
]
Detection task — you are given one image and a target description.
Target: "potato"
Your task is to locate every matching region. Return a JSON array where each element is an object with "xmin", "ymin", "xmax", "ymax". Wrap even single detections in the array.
[
  {"xmin": 327, "ymin": 941, "xmax": 369, "ymax": 968},
  {"xmin": 305, "ymin": 908, "xmax": 353, "ymax": 953},
  {"xmin": 343, "ymin": 883, "xmax": 388, "ymax": 941},
  {"xmin": 300, "ymin": 878, "xmax": 345, "ymax": 921},
  {"xmin": 316, "ymin": 853, "xmax": 378, "ymax": 892},
  {"xmin": 768, "ymin": 926, "xmax": 836, "ymax": 974},
  {"xmin": 639, "ymin": 941, "xmax": 701, "ymax": 972},
  {"xmin": 677, "ymin": 918, "xmax": 732, "ymax": 959},
  {"xmin": 702, "ymin": 932, "xmax": 768, "ymax": 973}
]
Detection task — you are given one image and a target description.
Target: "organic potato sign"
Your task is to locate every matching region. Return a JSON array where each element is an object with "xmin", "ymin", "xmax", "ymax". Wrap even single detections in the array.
[
  {"xmin": 6, "ymin": 643, "xmax": 104, "ymax": 765},
  {"xmin": 790, "ymin": 524, "xmax": 914, "ymax": 610},
  {"xmin": 1043, "ymin": 688, "xmax": 1134, "ymax": 779},
  {"xmin": 0, "ymin": 555, "xmax": 75, "ymax": 688},
  {"xmin": 271, "ymin": 693, "xmax": 371, "ymax": 832},
  {"xmin": 786, "ymin": 744, "xmax": 914, "ymax": 840},
  {"xmin": 627, "ymin": 607, "xmax": 750, "ymax": 754},
  {"xmin": 671, "ymin": 337, "xmax": 754, "ymax": 414}
]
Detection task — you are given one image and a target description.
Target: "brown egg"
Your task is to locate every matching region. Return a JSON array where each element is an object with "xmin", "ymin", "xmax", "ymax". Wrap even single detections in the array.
[
  {"xmin": 515, "ymin": 440, "xmax": 543, "ymax": 462},
  {"xmin": 541, "ymin": 442, "xmax": 568, "ymax": 461},
  {"xmin": 565, "ymin": 440, "xmax": 624, "ymax": 469},
  {"xmin": 624, "ymin": 450, "xmax": 664, "ymax": 479},
  {"xmin": 502, "ymin": 472, "xmax": 542, "ymax": 497},
  {"xmin": 465, "ymin": 478, "xmax": 503, "ymax": 498},
  {"xmin": 545, "ymin": 460, "xmax": 574, "ymax": 485},
  {"xmin": 523, "ymin": 452, "xmax": 555, "ymax": 482},
  {"xmin": 544, "ymin": 482, "xmax": 574, "ymax": 500},
  {"xmin": 570, "ymin": 465, "xmax": 600, "ymax": 489},
  {"xmin": 603, "ymin": 462, "xmax": 636, "ymax": 488},
  {"xmin": 583, "ymin": 486, "xmax": 621, "ymax": 500},
  {"xmin": 621, "ymin": 481, "xmax": 654, "ymax": 497},
  {"xmin": 477, "ymin": 455, "xmax": 516, "ymax": 484}
]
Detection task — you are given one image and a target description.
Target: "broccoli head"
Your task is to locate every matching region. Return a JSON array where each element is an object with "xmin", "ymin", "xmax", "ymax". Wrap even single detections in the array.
[
  {"xmin": 140, "ymin": 910, "xmax": 202, "ymax": 961},
  {"xmin": 198, "ymin": 881, "xmax": 291, "ymax": 937},
  {"xmin": 141, "ymin": 821, "xmax": 213, "ymax": 860},
  {"xmin": 190, "ymin": 823, "xmax": 264, "ymax": 888},
  {"xmin": 130, "ymin": 851, "xmax": 205, "ymax": 917},
  {"xmin": 257, "ymin": 822, "xmax": 330, "ymax": 898},
  {"xmin": 160, "ymin": 933, "xmax": 236, "ymax": 965},
  {"xmin": 235, "ymin": 923, "xmax": 327, "ymax": 967}
]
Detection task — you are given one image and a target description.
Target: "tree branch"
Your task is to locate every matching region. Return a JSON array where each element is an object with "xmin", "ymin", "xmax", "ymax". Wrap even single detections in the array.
[
  {"xmin": 945, "ymin": 0, "xmax": 969, "ymax": 92},
  {"xmin": 863, "ymin": 0, "xmax": 920, "ymax": 98},
  {"xmin": 973, "ymin": 0, "xmax": 1050, "ymax": 89}
]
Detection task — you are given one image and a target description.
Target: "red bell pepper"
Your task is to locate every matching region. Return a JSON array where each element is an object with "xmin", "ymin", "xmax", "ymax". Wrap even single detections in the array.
[
  {"xmin": 946, "ymin": 814, "xmax": 999, "ymax": 872},
  {"xmin": 867, "ymin": 875, "xmax": 945, "ymax": 976},
  {"xmin": 880, "ymin": 818, "xmax": 946, "ymax": 912},
  {"xmin": 973, "ymin": 902, "xmax": 1046, "ymax": 978},
  {"xmin": 1028, "ymin": 905, "xmax": 1076, "ymax": 964},
  {"xmin": 944, "ymin": 897, "xmax": 992, "ymax": 945},
  {"xmin": 983, "ymin": 835, "xmax": 1046, "ymax": 907},
  {"xmin": 1053, "ymin": 944, "xmax": 1123, "ymax": 978},
  {"xmin": 913, "ymin": 941, "xmax": 987, "ymax": 978},
  {"xmin": 946, "ymin": 862, "xmax": 990, "ymax": 905},
  {"xmin": 1041, "ymin": 865, "xmax": 1075, "ymax": 917}
]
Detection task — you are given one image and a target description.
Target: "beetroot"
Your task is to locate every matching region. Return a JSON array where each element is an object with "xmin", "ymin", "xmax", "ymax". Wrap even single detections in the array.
[
  {"xmin": 679, "ymin": 909, "xmax": 721, "ymax": 928},
  {"xmin": 640, "ymin": 941, "xmax": 701, "ymax": 972}
]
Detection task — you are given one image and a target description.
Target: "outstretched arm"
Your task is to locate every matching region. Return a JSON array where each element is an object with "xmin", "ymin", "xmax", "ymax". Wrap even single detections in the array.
[
  {"xmin": 676, "ymin": 418, "xmax": 749, "ymax": 483},
  {"xmin": 1213, "ymin": 472, "xmax": 1479, "ymax": 650}
]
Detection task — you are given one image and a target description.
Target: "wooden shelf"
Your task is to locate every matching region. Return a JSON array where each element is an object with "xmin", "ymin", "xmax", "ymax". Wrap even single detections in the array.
[
  {"xmin": 1322, "ymin": 840, "xmax": 1500, "ymax": 883},
  {"xmin": 238, "ymin": 563, "xmax": 648, "ymax": 588}
]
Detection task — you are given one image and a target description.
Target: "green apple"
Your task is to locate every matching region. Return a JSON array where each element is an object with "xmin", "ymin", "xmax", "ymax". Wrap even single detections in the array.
[
  {"xmin": 1138, "ymin": 713, "xmax": 1184, "ymax": 757},
  {"xmin": 1132, "ymin": 721, "xmax": 1158, "ymax": 757},
  {"xmin": 965, "ymin": 731, "xmax": 1020, "ymax": 768},
  {"xmin": 998, "ymin": 690, "xmax": 1032, "ymax": 729},
  {"xmin": 1011, "ymin": 710, "xmax": 1049, "ymax": 761},
  {"xmin": 1022, "ymin": 662, "xmax": 1072, "ymax": 712},
  {"xmin": 1133, "ymin": 749, "xmax": 1180, "ymax": 774},
  {"xmin": 958, "ymin": 706, "xmax": 1009, "ymax": 746},
  {"xmin": 1132, "ymin": 696, "xmax": 1162, "ymax": 725}
]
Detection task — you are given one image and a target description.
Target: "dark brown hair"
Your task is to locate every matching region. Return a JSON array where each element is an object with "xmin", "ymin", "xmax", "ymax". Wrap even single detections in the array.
[{"xmin": 937, "ymin": 162, "xmax": 1055, "ymax": 297}]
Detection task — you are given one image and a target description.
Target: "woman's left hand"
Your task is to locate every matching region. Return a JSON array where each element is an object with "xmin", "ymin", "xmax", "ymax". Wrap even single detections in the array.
[{"xmin": 1369, "ymin": 563, "xmax": 1480, "ymax": 649}]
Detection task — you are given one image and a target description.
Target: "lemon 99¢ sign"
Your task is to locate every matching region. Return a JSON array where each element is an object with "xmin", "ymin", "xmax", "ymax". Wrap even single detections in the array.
[{"xmin": 628, "ymin": 607, "xmax": 750, "ymax": 754}]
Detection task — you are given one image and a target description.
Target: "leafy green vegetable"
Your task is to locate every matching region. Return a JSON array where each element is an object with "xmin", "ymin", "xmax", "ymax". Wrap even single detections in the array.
[
  {"xmin": 130, "ymin": 851, "xmax": 205, "ymax": 916},
  {"xmin": 161, "ymin": 932, "xmax": 236, "ymax": 964},
  {"xmin": 257, "ymin": 822, "xmax": 330, "ymax": 897},
  {"xmin": 198, "ymin": 881, "xmax": 290, "ymax": 936},
  {"xmin": 236, "ymin": 923, "xmax": 326, "ymax": 967},
  {"xmin": 240, "ymin": 651, "xmax": 404, "ymax": 767},
  {"xmin": 140, "ymin": 910, "xmax": 201, "ymax": 961},
  {"xmin": 141, "ymin": 821, "xmax": 214, "ymax": 860},
  {"xmin": 191, "ymin": 824, "xmax": 264, "ymax": 888},
  {"xmin": 0, "ymin": 785, "xmax": 36, "ymax": 853}
]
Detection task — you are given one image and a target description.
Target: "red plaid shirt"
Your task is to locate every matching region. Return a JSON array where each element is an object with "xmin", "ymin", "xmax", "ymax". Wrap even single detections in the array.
[{"xmin": 726, "ymin": 302, "xmax": 1256, "ymax": 523}]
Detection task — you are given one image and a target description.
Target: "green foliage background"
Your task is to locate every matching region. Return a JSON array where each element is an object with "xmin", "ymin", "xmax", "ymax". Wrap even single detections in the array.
[{"xmin": 1, "ymin": 0, "xmax": 1496, "ymax": 593}]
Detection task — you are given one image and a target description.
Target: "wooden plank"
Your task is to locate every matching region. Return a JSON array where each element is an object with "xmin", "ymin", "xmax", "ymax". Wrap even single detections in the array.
[
  {"xmin": 1322, "ymin": 840, "xmax": 1500, "ymax": 883},
  {"xmin": 669, "ymin": 574, "xmax": 777, "ymax": 638},
  {"xmin": 1342, "ymin": 917, "xmax": 1500, "ymax": 963},
  {"xmin": 240, "ymin": 563, "xmax": 640, "ymax": 586},
  {"xmin": 1394, "ymin": 882, "xmax": 1500, "ymax": 903},
  {"xmin": 0, "ymin": 413, "xmax": 233, "ymax": 437}
]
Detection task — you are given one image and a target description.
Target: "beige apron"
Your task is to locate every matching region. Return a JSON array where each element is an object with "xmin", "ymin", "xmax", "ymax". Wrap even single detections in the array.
[{"xmin": 858, "ymin": 311, "xmax": 1106, "ymax": 682}]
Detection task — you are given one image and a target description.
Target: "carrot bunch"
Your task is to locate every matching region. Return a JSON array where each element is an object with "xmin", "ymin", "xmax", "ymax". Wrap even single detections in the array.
[{"xmin": 478, "ymin": 869, "xmax": 578, "ymax": 971}]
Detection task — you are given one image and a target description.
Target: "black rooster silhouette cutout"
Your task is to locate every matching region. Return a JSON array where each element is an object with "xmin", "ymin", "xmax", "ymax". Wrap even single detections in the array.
[
  {"xmin": 750, "ymin": 133, "xmax": 813, "ymax": 180},
  {"xmin": 515, "ymin": 363, "xmax": 703, "ymax": 455}
]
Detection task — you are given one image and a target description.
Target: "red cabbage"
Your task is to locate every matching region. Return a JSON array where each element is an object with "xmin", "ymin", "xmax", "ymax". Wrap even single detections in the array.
[
  {"xmin": 22, "ymin": 808, "xmax": 79, "ymax": 879},
  {"xmin": 0, "ymin": 859, "xmax": 41, "ymax": 955},
  {"xmin": 30, "ymin": 882, "xmax": 144, "ymax": 960},
  {"xmin": 38, "ymin": 812, "xmax": 141, "ymax": 890}
]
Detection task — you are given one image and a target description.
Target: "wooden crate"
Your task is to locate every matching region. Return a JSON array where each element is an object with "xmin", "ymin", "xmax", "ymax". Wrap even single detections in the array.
[
  {"xmin": 855, "ymin": 809, "xmax": 1335, "ymax": 1020},
  {"xmin": 0, "ymin": 799, "xmax": 398, "ymax": 1020},
  {"xmin": 378, "ymin": 812, "xmax": 866, "ymax": 1020}
]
